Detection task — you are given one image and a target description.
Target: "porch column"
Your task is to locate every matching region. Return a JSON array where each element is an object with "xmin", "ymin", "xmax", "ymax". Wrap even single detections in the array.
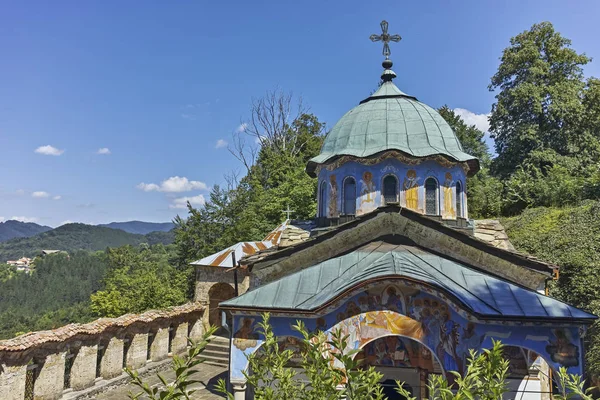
[{"xmin": 232, "ymin": 381, "xmax": 246, "ymax": 400}]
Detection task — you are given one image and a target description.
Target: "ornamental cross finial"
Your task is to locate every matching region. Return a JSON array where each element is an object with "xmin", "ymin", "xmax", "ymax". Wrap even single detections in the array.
[
  {"xmin": 370, "ymin": 20, "xmax": 401, "ymax": 59},
  {"xmin": 281, "ymin": 204, "xmax": 295, "ymax": 220}
]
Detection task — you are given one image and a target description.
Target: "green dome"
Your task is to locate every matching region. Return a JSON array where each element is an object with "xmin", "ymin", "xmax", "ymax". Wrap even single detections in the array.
[{"xmin": 307, "ymin": 81, "xmax": 479, "ymax": 176}]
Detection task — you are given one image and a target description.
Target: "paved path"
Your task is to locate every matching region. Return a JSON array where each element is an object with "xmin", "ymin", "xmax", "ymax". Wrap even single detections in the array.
[{"xmin": 94, "ymin": 364, "xmax": 227, "ymax": 399}]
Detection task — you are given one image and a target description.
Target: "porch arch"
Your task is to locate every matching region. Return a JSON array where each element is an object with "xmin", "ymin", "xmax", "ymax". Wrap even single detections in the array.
[
  {"xmin": 355, "ymin": 333, "xmax": 446, "ymax": 378},
  {"xmin": 208, "ymin": 282, "xmax": 235, "ymax": 327}
]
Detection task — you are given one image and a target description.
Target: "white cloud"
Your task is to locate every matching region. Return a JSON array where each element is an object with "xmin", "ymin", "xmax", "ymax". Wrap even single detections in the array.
[
  {"xmin": 170, "ymin": 194, "xmax": 206, "ymax": 209},
  {"xmin": 452, "ymin": 108, "xmax": 496, "ymax": 153},
  {"xmin": 35, "ymin": 145, "xmax": 64, "ymax": 156},
  {"xmin": 0, "ymin": 217, "xmax": 4, "ymax": 222},
  {"xmin": 97, "ymin": 147, "xmax": 111, "ymax": 155},
  {"xmin": 215, "ymin": 139, "xmax": 228, "ymax": 149},
  {"xmin": 11, "ymin": 216, "xmax": 38, "ymax": 223},
  {"xmin": 137, "ymin": 176, "xmax": 207, "ymax": 193},
  {"xmin": 453, "ymin": 108, "xmax": 490, "ymax": 133},
  {"xmin": 235, "ymin": 123, "xmax": 248, "ymax": 133},
  {"xmin": 32, "ymin": 191, "xmax": 50, "ymax": 198},
  {"xmin": 15, "ymin": 189, "xmax": 25, "ymax": 196},
  {"xmin": 136, "ymin": 183, "xmax": 160, "ymax": 192},
  {"xmin": 53, "ymin": 195, "xmax": 62, "ymax": 200}
]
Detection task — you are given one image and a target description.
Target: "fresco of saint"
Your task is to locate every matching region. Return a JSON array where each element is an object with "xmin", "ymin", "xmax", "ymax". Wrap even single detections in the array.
[
  {"xmin": 403, "ymin": 169, "xmax": 420, "ymax": 211},
  {"xmin": 442, "ymin": 172, "xmax": 456, "ymax": 219},
  {"xmin": 233, "ymin": 317, "xmax": 258, "ymax": 351},
  {"xmin": 358, "ymin": 171, "xmax": 376, "ymax": 214},
  {"xmin": 546, "ymin": 329, "xmax": 580, "ymax": 367},
  {"xmin": 329, "ymin": 175, "xmax": 338, "ymax": 217}
]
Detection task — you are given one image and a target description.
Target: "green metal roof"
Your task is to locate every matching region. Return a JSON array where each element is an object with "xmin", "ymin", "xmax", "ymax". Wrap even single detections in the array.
[
  {"xmin": 221, "ymin": 241, "xmax": 596, "ymax": 321},
  {"xmin": 307, "ymin": 81, "xmax": 479, "ymax": 176}
]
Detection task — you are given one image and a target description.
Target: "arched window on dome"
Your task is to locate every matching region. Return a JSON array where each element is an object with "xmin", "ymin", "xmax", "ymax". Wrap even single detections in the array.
[
  {"xmin": 456, "ymin": 181, "xmax": 463, "ymax": 218},
  {"xmin": 342, "ymin": 177, "xmax": 356, "ymax": 215},
  {"xmin": 383, "ymin": 175, "xmax": 399, "ymax": 204},
  {"xmin": 319, "ymin": 180, "xmax": 327, "ymax": 217},
  {"xmin": 425, "ymin": 177, "xmax": 438, "ymax": 215}
]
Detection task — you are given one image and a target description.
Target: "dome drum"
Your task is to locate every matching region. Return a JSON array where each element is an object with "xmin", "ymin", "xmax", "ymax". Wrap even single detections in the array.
[{"xmin": 317, "ymin": 156, "xmax": 468, "ymax": 221}]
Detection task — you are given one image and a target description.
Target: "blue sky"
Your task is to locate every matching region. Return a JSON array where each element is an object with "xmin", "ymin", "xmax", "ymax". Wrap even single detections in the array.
[{"xmin": 2, "ymin": 0, "xmax": 600, "ymax": 227}]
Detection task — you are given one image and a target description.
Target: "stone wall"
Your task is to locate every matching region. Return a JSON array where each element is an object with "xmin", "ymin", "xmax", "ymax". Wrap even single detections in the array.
[
  {"xmin": 194, "ymin": 266, "xmax": 250, "ymax": 327},
  {"xmin": 0, "ymin": 303, "xmax": 204, "ymax": 400}
]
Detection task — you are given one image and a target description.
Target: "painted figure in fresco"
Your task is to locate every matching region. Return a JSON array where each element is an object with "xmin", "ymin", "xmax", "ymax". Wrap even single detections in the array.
[
  {"xmin": 382, "ymin": 286, "xmax": 404, "ymax": 314},
  {"xmin": 403, "ymin": 169, "xmax": 420, "ymax": 211},
  {"xmin": 359, "ymin": 171, "xmax": 376, "ymax": 214},
  {"xmin": 234, "ymin": 318, "xmax": 258, "ymax": 340},
  {"xmin": 329, "ymin": 175, "xmax": 338, "ymax": 217},
  {"xmin": 387, "ymin": 336, "xmax": 411, "ymax": 367},
  {"xmin": 456, "ymin": 322, "xmax": 485, "ymax": 373},
  {"xmin": 367, "ymin": 294, "xmax": 382, "ymax": 311},
  {"xmin": 546, "ymin": 329, "xmax": 580, "ymax": 367},
  {"xmin": 443, "ymin": 172, "xmax": 456, "ymax": 219},
  {"xmin": 315, "ymin": 317, "xmax": 327, "ymax": 332},
  {"xmin": 438, "ymin": 312, "xmax": 460, "ymax": 373},
  {"xmin": 359, "ymin": 311, "xmax": 423, "ymax": 347},
  {"xmin": 346, "ymin": 301, "xmax": 361, "ymax": 318},
  {"xmin": 358, "ymin": 295, "xmax": 369, "ymax": 312},
  {"xmin": 233, "ymin": 318, "xmax": 258, "ymax": 351}
]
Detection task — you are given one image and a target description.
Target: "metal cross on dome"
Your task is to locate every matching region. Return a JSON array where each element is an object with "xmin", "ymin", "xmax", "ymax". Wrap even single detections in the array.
[{"xmin": 370, "ymin": 20, "xmax": 402, "ymax": 59}]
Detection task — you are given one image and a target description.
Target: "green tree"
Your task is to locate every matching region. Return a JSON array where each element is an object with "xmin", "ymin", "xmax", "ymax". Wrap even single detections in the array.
[
  {"xmin": 488, "ymin": 21, "xmax": 599, "ymax": 178},
  {"xmin": 437, "ymin": 106, "xmax": 490, "ymax": 165},
  {"xmin": 90, "ymin": 244, "xmax": 190, "ymax": 317},
  {"xmin": 174, "ymin": 89, "xmax": 325, "ymax": 265}
]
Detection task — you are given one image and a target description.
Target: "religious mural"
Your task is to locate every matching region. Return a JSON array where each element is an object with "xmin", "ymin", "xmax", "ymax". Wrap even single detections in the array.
[
  {"xmin": 442, "ymin": 172, "xmax": 456, "ymax": 219},
  {"xmin": 358, "ymin": 171, "xmax": 376, "ymax": 214},
  {"xmin": 503, "ymin": 346, "xmax": 540, "ymax": 377},
  {"xmin": 328, "ymin": 175, "xmax": 338, "ymax": 217},
  {"xmin": 403, "ymin": 169, "xmax": 420, "ymax": 212},
  {"xmin": 233, "ymin": 317, "xmax": 259, "ymax": 351},
  {"xmin": 546, "ymin": 328, "xmax": 580, "ymax": 367},
  {"xmin": 319, "ymin": 159, "xmax": 467, "ymax": 218},
  {"xmin": 355, "ymin": 336, "xmax": 435, "ymax": 371},
  {"xmin": 230, "ymin": 281, "xmax": 584, "ymax": 382}
]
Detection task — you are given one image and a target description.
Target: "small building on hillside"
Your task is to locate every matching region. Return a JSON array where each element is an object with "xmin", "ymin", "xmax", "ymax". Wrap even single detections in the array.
[{"xmin": 193, "ymin": 21, "xmax": 597, "ymax": 400}]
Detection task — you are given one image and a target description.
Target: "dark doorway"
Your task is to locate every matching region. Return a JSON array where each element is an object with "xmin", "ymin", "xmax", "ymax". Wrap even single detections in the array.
[{"xmin": 208, "ymin": 283, "xmax": 236, "ymax": 328}]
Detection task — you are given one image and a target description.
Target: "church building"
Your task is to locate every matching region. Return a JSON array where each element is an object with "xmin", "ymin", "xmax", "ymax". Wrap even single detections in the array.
[{"xmin": 193, "ymin": 21, "xmax": 597, "ymax": 399}]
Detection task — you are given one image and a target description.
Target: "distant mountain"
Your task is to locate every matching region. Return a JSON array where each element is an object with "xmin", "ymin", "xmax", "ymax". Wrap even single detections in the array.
[
  {"xmin": 98, "ymin": 221, "xmax": 175, "ymax": 235},
  {"xmin": 0, "ymin": 220, "xmax": 53, "ymax": 242},
  {"xmin": 0, "ymin": 223, "xmax": 174, "ymax": 262}
]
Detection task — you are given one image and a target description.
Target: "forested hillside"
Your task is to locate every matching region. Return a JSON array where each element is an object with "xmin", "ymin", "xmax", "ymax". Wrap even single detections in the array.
[
  {"xmin": 98, "ymin": 221, "xmax": 175, "ymax": 234},
  {"xmin": 0, "ymin": 244, "xmax": 189, "ymax": 339},
  {"xmin": 0, "ymin": 220, "xmax": 52, "ymax": 242},
  {"xmin": 0, "ymin": 223, "xmax": 174, "ymax": 262}
]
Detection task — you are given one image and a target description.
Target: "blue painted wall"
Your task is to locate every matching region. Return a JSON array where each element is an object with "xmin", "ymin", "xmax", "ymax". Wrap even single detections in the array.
[
  {"xmin": 317, "ymin": 158, "xmax": 468, "ymax": 219},
  {"xmin": 229, "ymin": 280, "xmax": 585, "ymax": 382}
]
